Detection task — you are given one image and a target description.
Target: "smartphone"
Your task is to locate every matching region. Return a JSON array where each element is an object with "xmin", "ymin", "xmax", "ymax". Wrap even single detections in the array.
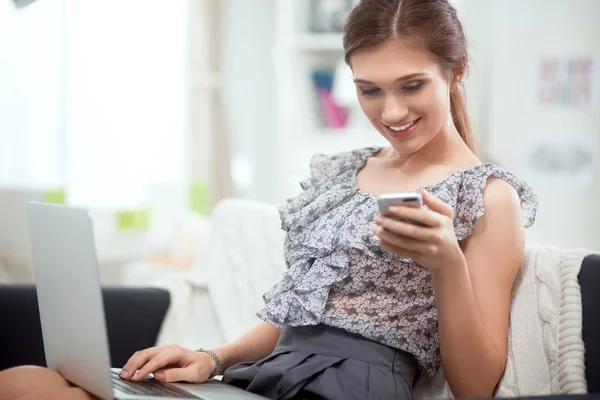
[{"xmin": 377, "ymin": 192, "xmax": 424, "ymax": 225}]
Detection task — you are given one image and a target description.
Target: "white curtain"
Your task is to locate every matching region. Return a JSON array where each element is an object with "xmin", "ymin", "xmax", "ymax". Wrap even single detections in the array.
[
  {"xmin": 0, "ymin": 0, "xmax": 63, "ymax": 189},
  {"xmin": 0, "ymin": 0, "xmax": 234, "ymax": 210},
  {"xmin": 65, "ymin": 0, "xmax": 189, "ymax": 208},
  {"xmin": 188, "ymin": 0, "xmax": 235, "ymax": 209}
]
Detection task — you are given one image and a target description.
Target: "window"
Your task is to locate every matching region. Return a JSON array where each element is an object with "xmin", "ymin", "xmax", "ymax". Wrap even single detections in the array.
[{"xmin": 0, "ymin": 0, "xmax": 189, "ymax": 208}]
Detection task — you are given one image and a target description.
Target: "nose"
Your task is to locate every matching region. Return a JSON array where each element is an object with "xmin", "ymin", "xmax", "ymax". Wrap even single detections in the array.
[{"xmin": 381, "ymin": 95, "xmax": 408, "ymax": 124}]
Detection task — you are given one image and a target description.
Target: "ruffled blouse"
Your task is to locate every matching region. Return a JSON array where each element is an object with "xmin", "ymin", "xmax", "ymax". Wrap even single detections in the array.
[{"xmin": 257, "ymin": 146, "xmax": 538, "ymax": 378}]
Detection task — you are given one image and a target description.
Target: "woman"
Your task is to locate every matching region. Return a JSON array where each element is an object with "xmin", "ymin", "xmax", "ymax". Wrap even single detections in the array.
[{"xmin": 0, "ymin": 0, "xmax": 537, "ymax": 399}]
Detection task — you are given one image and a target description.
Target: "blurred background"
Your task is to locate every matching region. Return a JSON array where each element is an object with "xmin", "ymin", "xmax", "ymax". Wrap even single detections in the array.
[{"xmin": 1, "ymin": 0, "xmax": 599, "ymax": 285}]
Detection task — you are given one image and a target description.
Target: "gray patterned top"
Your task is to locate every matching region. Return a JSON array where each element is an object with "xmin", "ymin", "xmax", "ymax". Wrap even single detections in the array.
[{"xmin": 257, "ymin": 146, "xmax": 538, "ymax": 378}]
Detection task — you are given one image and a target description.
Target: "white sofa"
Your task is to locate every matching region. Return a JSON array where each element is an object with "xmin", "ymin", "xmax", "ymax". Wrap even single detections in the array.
[
  {"xmin": 136, "ymin": 198, "xmax": 286, "ymax": 350},
  {"xmin": 134, "ymin": 198, "xmax": 595, "ymax": 398}
]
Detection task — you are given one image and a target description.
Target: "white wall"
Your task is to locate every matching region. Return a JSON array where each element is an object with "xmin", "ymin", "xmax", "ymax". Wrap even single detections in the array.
[
  {"xmin": 462, "ymin": 0, "xmax": 600, "ymax": 249},
  {"xmin": 220, "ymin": 0, "xmax": 279, "ymax": 203},
  {"xmin": 459, "ymin": 0, "xmax": 493, "ymax": 155}
]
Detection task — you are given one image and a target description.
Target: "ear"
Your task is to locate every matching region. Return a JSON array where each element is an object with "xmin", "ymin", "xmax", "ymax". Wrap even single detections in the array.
[
  {"xmin": 450, "ymin": 74, "xmax": 462, "ymax": 94},
  {"xmin": 453, "ymin": 56, "xmax": 468, "ymax": 83},
  {"xmin": 450, "ymin": 64, "xmax": 467, "ymax": 93}
]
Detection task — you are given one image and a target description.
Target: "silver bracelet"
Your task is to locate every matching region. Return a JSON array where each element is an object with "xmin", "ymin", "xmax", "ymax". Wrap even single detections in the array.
[{"xmin": 197, "ymin": 348, "xmax": 223, "ymax": 378}]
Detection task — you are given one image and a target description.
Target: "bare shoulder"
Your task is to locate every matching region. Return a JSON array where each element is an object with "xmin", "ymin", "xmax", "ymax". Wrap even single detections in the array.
[
  {"xmin": 463, "ymin": 176, "xmax": 524, "ymax": 256},
  {"xmin": 482, "ymin": 177, "xmax": 521, "ymax": 213}
]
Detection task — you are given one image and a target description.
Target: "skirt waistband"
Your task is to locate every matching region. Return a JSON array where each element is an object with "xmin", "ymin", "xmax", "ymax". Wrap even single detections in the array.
[{"xmin": 274, "ymin": 324, "xmax": 417, "ymax": 383}]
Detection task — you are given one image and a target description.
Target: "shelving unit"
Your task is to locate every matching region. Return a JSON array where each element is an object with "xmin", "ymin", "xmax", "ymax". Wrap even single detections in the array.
[
  {"xmin": 290, "ymin": 33, "xmax": 344, "ymax": 51},
  {"xmin": 273, "ymin": 0, "xmax": 387, "ymax": 201}
]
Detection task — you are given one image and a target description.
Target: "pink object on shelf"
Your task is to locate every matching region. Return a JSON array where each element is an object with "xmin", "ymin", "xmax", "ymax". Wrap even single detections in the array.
[{"xmin": 316, "ymin": 88, "xmax": 348, "ymax": 129}]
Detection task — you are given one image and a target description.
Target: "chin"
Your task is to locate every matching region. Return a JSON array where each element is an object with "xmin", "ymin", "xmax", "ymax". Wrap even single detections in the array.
[
  {"xmin": 387, "ymin": 135, "xmax": 433, "ymax": 154},
  {"xmin": 389, "ymin": 142, "xmax": 422, "ymax": 155}
]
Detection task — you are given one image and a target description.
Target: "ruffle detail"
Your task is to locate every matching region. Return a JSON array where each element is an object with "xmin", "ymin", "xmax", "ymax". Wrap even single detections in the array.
[
  {"xmin": 258, "ymin": 147, "xmax": 384, "ymax": 327},
  {"xmin": 453, "ymin": 164, "xmax": 539, "ymax": 240}
]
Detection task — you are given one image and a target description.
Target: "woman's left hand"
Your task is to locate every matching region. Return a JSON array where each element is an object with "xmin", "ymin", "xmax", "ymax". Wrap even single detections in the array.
[{"xmin": 372, "ymin": 189, "xmax": 466, "ymax": 274}]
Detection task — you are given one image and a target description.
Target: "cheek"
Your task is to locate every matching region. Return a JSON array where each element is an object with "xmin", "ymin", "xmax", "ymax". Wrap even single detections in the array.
[{"xmin": 415, "ymin": 84, "xmax": 451, "ymax": 122}]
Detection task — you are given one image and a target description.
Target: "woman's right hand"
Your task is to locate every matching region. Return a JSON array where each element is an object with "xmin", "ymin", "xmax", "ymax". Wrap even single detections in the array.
[{"xmin": 119, "ymin": 345, "xmax": 217, "ymax": 383}]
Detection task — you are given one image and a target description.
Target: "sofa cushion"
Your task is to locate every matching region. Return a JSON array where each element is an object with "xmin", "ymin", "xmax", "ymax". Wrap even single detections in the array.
[{"xmin": 193, "ymin": 198, "xmax": 286, "ymax": 343}]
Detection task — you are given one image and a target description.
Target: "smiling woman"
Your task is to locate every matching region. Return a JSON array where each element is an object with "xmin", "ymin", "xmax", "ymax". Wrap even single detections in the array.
[
  {"xmin": 0, "ymin": 1, "xmax": 538, "ymax": 399},
  {"xmin": 345, "ymin": 0, "xmax": 475, "ymax": 155},
  {"xmin": 220, "ymin": 1, "xmax": 537, "ymax": 398},
  {"xmin": 352, "ymin": 39, "xmax": 454, "ymax": 146}
]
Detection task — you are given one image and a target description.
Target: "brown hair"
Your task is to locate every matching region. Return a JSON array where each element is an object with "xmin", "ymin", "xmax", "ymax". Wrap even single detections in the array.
[{"xmin": 343, "ymin": 0, "xmax": 475, "ymax": 152}]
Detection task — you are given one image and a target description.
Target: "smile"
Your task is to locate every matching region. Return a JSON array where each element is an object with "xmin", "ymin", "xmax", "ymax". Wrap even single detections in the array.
[
  {"xmin": 383, "ymin": 118, "xmax": 421, "ymax": 138},
  {"xmin": 387, "ymin": 119, "xmax": 418, "ymax": 131}
]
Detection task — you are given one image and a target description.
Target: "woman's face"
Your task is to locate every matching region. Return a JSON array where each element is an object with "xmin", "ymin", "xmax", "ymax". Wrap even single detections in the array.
[{"xmin": 350, "ymin": 38, "xmax": 453, "ymax": 154}]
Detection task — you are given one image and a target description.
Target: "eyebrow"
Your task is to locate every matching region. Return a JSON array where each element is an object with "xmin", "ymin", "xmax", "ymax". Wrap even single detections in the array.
[{"xmin": 353, "ymin": 73, "xmax": 428, "ymax": 85}]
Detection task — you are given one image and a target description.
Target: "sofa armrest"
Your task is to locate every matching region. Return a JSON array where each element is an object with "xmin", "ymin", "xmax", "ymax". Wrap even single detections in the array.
[
  {"xmin": 579, "ymin": 254, "xmax": 600, "ymax": 393},
  {"xmin": 0, "ymin": 284, "xmax": 170, "ymax": 370}
]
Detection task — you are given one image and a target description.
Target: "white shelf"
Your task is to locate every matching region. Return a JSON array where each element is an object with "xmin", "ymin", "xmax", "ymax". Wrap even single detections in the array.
[
  {"xmin": 290, "ymin": 33, "xmax": 344, "ymax": 51},
  {"xmin": 275, "ymin": 0, "xmax": 363, "ymax": 201}
]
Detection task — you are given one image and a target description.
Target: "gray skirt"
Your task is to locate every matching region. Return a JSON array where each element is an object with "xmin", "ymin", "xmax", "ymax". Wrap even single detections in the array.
[{"xmin": 222, "ymin": 324, "xmax": 417, "ymax": 400}]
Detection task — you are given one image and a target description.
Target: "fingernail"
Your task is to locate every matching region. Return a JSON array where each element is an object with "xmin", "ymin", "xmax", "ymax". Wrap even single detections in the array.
[
  {"xmin": 374, "ymin": 216, "xmax": 382, "ymax": 224},
  {"xmin": 120, "ymin": 369, "xmax": 128, "ymax": 378},
  {"xmin": 154, "ymin": 372, "xmax": 164, "ymax": 381}
]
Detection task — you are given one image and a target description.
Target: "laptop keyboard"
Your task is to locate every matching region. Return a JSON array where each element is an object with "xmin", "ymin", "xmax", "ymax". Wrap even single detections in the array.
[{"xmin": 111, "ymin": 370, "xmax": 202, "ymax": 398}]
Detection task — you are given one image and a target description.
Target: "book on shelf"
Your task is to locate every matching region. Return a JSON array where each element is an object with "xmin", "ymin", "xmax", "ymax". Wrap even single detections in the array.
[{"xmin": 311, "ymin": 68, "xmax": 349, "ymax": 130}]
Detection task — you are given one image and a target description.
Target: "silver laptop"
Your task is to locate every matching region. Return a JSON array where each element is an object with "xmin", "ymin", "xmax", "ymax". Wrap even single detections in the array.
[{"xmin": 26, "ymin": 202, "xmax": 266, "ymax": 400}]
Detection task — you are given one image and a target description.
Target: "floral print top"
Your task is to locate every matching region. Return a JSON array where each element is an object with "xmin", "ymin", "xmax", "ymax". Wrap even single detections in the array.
[{"xmin": 257, "ymin": 146, "xmax": 538, "ymax": 378}]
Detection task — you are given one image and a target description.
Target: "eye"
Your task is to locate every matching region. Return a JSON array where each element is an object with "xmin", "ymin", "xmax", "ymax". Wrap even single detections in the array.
[
  {"xmin": 360, "ymin": 87, "xmax": 381, "ymax": 96},
  {"xmin": 403, "ymin": 82, "xmax": 424, "ymax": 93}
]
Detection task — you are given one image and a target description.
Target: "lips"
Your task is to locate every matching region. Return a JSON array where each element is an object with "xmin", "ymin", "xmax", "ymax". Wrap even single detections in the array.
[
  {"xmin": 383, "ymin": 118, "xmax": 421, "ymax": 139},
  {"xmin": 388, "ymin": 119, "xmax": 418, "ymax": 131}
]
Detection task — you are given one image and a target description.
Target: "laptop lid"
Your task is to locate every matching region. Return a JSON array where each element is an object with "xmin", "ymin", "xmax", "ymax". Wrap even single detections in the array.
[{"xmin": 27, "ymin": 202, "xmax": 114, "ymax": 400}]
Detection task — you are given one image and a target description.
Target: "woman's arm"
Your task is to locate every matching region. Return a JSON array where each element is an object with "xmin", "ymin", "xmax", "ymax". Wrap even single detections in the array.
[
  {"xmin": 433, "ymin": 179, "xmax": 523, "ymax": 397},
  {"xmin": 121, "ymin": 321, "xmax": 281, "ymax": 382},
  {"xmin": 215, "ymin": 322, "xmax": 282, "ymax": 371},
  {"xmin": 372, "ymin": 180, "xmax": 524, "ymax": 397}
]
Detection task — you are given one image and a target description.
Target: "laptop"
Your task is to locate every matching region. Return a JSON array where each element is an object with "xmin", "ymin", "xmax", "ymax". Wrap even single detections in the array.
[{"xmin": 26, "ymin": 202, "xmax": 266, "ymax": 400}]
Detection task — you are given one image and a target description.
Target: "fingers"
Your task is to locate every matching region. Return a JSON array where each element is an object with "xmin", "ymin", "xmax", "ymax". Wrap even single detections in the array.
[
  {"xmin": 384, "ymin": 205, "xmax": 442, "ymax": 228},
  {"xmin": 131, "ymin": 346, "xmax": 185, "ymax": 382},
  {"xmin": 373, "ymin": 224, "xmax": 435, "ymax": 255},
  {"xmin": 377, "ymin": 239, "xmax": 419, "ymax": 260},
  {"xmin": 121, "ymin": 346, "xmax": 215, "ymax": 384},
  {"xmin": 421, "ymin": 189, "xmax": 453, "ymax": 218},
  {"xmin": 375, "ymin": 214, "xmax": 436, "ymax": 241},
  {"xmin": 120, "ymin": 347, "xmax": 161, "ymax": 380}
]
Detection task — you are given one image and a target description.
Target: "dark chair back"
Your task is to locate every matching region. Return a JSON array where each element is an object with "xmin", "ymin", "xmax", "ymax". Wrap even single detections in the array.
[
  {"xmin": 580, "ymin": 254, "xmax": 600, "ymax": 392},
  {"xmin": 0, "ymin": 285, "xmax": 170, "ymax": 370}
]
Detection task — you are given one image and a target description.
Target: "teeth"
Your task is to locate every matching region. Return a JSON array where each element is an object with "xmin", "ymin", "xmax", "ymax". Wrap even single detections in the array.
[{"xmin": 389, "ymin": 120, "xmax": 416, "ymax": 131}]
